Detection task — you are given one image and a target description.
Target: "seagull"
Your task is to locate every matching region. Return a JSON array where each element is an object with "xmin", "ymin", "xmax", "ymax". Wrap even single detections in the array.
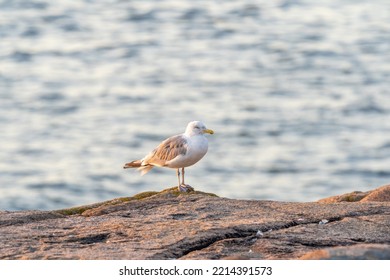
[{"xmin": 123, "ymin": 121, "xmax": 214, "ymax": 192}]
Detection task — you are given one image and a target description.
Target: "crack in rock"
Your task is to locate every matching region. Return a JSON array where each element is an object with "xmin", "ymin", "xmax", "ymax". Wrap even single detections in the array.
[
  {"xmin": 149, "ymin": 227, "xmax": 257, "ymax": 259},
  {"xmin": 65, "ymin": 233, "xmax": 110, "ymax": 245},
  {"xmin": 150, "ymin": 209, "xmax": 389, "ymax": 259},
  {"xmin": 0, "ymin": 212, "xmax": 64, "ymax": 227},
  {"xmin": 148, "ymin": 220, "xmax": 317, "ymax": 259}
]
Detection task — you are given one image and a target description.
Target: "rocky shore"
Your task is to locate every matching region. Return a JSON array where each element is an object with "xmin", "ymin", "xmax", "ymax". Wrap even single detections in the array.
[{"xmin": 1, "ymin": 184, "xmax": 389, "ymax": 260}]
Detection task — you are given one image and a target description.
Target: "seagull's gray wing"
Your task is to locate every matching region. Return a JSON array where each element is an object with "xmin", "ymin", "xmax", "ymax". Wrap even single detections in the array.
[{"xmin": 143, "ymin": 135, "xmax": 188, "ymax": 166}]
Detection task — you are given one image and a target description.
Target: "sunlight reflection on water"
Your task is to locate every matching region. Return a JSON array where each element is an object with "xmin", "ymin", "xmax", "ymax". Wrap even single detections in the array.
[{"xmin": 0, "ymin": 0, "xmax": 389, "ymax": 210}]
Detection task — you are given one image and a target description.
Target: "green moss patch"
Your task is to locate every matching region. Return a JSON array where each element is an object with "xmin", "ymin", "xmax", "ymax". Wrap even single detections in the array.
[{"xmin": 56, "ymin": 187, "xmax": 217, "ymax": 216}]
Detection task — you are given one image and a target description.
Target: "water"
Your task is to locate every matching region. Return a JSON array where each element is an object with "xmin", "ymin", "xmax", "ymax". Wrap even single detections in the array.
[{"xmin": 1, "ymin": 0, "xmax": 389, "ymax": 210}]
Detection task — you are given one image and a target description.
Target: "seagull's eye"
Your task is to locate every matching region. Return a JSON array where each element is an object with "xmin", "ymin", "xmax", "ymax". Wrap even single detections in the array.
[{"xmin": 194, "ymin": 126, "xmax": 200, "ymax": 129}]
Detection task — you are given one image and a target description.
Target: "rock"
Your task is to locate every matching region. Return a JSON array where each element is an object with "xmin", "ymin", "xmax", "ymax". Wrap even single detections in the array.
[
  {"xmin": 300, "ymin": 244, "xmax": 390, "ymax": 260},
  {"xmin": 0, "ymin": 186, "xmax": 389, "ymax": 260},
  {"xmin": 318, "ymin": 184, "xmax": 390, "ymax": 203},
  {"xmin": 361, "ymin": 184, "xmax": 390, "ymax": 202},
  {"xmin": 317, "ymin": 191, "xmax": 369, "ymax": 203}
]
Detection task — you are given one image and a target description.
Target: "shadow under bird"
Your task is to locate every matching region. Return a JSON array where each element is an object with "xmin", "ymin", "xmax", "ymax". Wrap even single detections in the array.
[{"xmin": 123, "ymin": 121, "xmax": 214, "ymax": 192}]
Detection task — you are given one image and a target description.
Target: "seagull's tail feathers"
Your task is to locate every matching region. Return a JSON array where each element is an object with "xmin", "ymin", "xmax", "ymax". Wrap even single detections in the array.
[
  {"xmin": 123, "ymin": 160, "xmax": 142, "ymax": 169},
  {"xmin": 123, "ymin": 160, "xmax": 154, "ymax": 176}
]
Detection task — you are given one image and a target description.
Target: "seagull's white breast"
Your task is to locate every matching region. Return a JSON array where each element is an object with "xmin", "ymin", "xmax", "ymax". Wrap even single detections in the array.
[{"xmin": 165, "ymin": 134, "xmax": 208, "ymax": 168}]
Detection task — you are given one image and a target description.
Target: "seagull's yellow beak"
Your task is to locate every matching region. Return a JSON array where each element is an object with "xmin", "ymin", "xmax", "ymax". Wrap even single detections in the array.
[{"xmin": 203, "ymin": 128, "xmax": 214, "ymax": 134}]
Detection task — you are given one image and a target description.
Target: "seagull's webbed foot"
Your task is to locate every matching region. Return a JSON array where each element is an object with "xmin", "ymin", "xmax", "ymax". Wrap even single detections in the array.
[{"xmin": 178, "ymin": 184, "xmax": 194, "ymax": 193}]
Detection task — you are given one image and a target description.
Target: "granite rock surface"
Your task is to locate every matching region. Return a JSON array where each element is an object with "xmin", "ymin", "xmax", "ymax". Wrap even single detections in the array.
[{"xmin": 1, "ymin": 185, "xmax": 389, "ymax": 260}]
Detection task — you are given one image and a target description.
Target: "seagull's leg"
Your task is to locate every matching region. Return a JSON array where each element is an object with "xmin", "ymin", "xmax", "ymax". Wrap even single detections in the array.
[
  {"xmin": 177, "ymin": 169, "xmax": 181, "ymax": 187},
  {"xmin": 178, "ymin": 167, "xmax": 194, "ymax": 192}
]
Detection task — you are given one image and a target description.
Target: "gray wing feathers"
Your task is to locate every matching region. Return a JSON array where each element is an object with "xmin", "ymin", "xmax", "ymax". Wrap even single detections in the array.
[{"xmin": 144, "ymin": 135, "xmax": 187, "ymax": 165}]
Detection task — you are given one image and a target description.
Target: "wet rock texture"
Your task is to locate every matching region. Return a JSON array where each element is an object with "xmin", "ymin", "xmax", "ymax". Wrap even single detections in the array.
[{"xmin": 1, "ymin": 185, "xmax": 389, "ymax": 260}]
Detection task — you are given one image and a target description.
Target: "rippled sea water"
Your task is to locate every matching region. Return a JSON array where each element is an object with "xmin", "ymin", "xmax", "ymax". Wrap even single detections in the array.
[{"xmin": 1, "ymin": 0, "xmax": 389, "ymax": 210}]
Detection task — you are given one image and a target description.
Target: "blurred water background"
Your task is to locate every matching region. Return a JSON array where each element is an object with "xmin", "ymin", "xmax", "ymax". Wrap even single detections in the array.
[{"xmin": 1, "ymin": 0, "xmax": 389, "ymax": 210}]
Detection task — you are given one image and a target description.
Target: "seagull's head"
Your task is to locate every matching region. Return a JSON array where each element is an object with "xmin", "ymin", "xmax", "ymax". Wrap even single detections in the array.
[{"xmin": 185, "ymin": 121, "xmax": 214, "ymax": 136}]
